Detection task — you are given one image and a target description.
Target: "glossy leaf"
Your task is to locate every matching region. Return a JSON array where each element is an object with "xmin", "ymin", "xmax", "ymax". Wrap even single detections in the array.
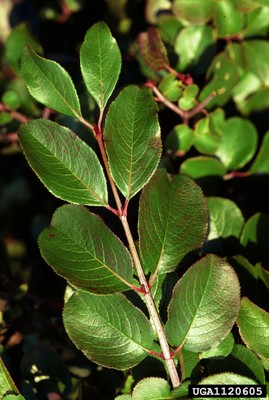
[
  {"xmin": 197, "ymin": 373, "xmax": 260, "ymax": 400},
  {"xmin": 63, "ymin": 291, "xmax": 154, "ymax": 369},
  {"xmin": 194, "ymin": 117, "xmax": 220, "ymax": 155},
  {"xmin": 132, "ymin": 377, "xmax": 171, "ymax": 400},
  {"xmin": 237, "ymin": 297, "xmax": 269, "ymax": 358},
  {"xmin": 0, "ymin": 357, "xmax": 21, "ymax": 398},
  {"xmin": 104, "ymin": 86, "xmax": 162, "ymax": 199},
  {"xmin": 115, "ymin": 396, "xmax": 132, "ymax": 400},
  {"xmin": 38, "ymin": 205, "xmax": 133, "ymax": 294},
  {"xmin": 136, "ymin": 27, "xmax": 169, "ymax": 72},
  {"xmin": 238, "ymin": 88, "xmax": 269, "ymax": 115},
  {"xmin": 216, "ymin": 117, "xmax": 258, "ymax": 170},
  {"xmin": 175, "ymin": 25, "xmax": 214, "ymax": 71},
  {"xmin": 249, "ymin": 131, "xmax": 269, "ymax": 174},
  {"xmin": 213, "ymin": 0, "xmax": 244, "ymax": 37},
  {"xmin": 180, "ymin": 156, "xmax": 226, "ymax": 179},
  {"xmin": 242, "ymin": 40, "xmax": 269, "ymax": 86},
  {"xmin": 80, "ymin": 22, "xmax": 121, "ymax": 110},
  {"xmin": 207, "ymin": 197, "xmax": 244, "ymax": 241},
  {"xmin": 201, "ymin": 333, "xmax": 234, "ymax": 359},
  {"xmin": 165, "ymin": 254, "xmax": 241, "ymax": 352},
  {"xmin": 21, "ymin": 45, "xmax": 81, "ymax": 119},
  {"xmin": 172, "ymin": 0, "xmax": 214, "ymax": 24},
  {"xmin": 138, "ymin": 169, "xmax": 208, "ymax": 275},
  {"xmin": 18, "ymin": 119, "xmax": 107, "ymax": 206}
]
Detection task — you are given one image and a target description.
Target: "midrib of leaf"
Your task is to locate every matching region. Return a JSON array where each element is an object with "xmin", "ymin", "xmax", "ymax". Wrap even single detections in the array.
[
  {"xmin": 30, "ymin": 135, "xmax": 107, "ymax": 207},
  {"xmin": 79, "ymin": 295, "xmax": 152, "ymax": 352},
  {"xmin": 178, "ymin": 265, "xmax": 226, "ymax": 348},
  {"xmin": 150, "ymin": 189, "xmax": 173, "ymax": 280},
  {"xmin": 126, "ymin": 91, "xmax": 140, "ymax": 200},
  {"xmin": 33, "ymin": 56, "xmax": 81, "ymax": 119},
  {"xmin": 53, "ymin": 222, "xmax": 132, "ymax": 289},
  {"xmin": 97, "ymin": 25, "xmax": 105, "ymax": 110}
]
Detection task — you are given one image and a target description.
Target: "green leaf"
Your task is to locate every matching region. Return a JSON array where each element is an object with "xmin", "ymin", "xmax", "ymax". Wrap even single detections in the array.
[
  {"xmin": 179, "ymin": 349, "xmax": 200, "ymax": 380},
  {"xmin": 4, "ymin": 396, "xmax": 25, "ymax": 400},
  {"xmin": 139, "ymin": 169, "xmax": 208, "ymax": 275},
  {"xmin": 145, "ymin": 0, "xmax": 172, "ymax": 24},
  {"xmin": 80, "ymin": 22, "xmax": 121, "ymax": 110},
  {"xmin": 18, "ymin": 119, "xmax": 107, "ymax": 206},
  {"xmin": 238, "ymin": 88, "xmax": 269, "ymax": 115},
  {"xmin": 197, "ymin": 373, "xmax": 261, "ymax": 400},
  {"xmin": 249, "ymin": 131, "xmax": 269, "ymax": 174},
  {"xmin": 38, "ymin": 205, "xmax": 133, "ymax": 294},
  {"xmin": 63, "ymin": 291, "xmax": 154, "ymax": 369},
  {"xmin": 213, "ymin": 0, "xmax": 244, "ymax": 37},
  {"xmin": 175, "ymin": 25, "xmax": 214, "ymax": 71},
  {"xmin": 132, "ymin": 378, "xmax": 171, "ymax": 400},
  {"xmin": 242, "ymin": 40, "xmax": 269, "ymax": 86},
  {"xmin": 136, "ymin": 27, "xmax": 169, "ymax": 72},
  {"xmin": 240, "ymin": 212, "xmax": 269, "ymax": 265},
  {"xmin": 206, "ymin": 196, "xmax": 244, "ymax": 241},
  {"xmin": 21, "ymin": 45, "xmax": 81, "ymax": 119},
  {"xmin": 199, "ymin": 53, "xmax": 238, "ymax": 108},
  {"xmin": 180, "ymin": 156, "xmax": 226, "ymax": 179},
  {"xmin": 158, "ymin": 74, "xmax": 182, "ymax": 102},
  {"xmin": 165, "ymin": 124, "xmax": 194, "ymax": 153},
  {"xmin": 207, "ymin": 343, "xmax": 265, "ymax": 384},
  {"xmin": 201, "ymin": 333, "xmax": 234, "ymax": 359},
  {"xmin": 165, "ymin": 254, "xmax": 241, "ymax": 352},
  {"xmin": 0, "ymin": 357, "xmax": 21, "ymax": 398},
  {"xmin": 104, "ymin": 86, "xmax": 162, "ymax": 199},
  {"xmin": 244, "ymin": 7, "xmax": 269, "ymax": 37},
  {"xmin": 194, "ymin": 117, "xmax": 221, "ymax": 154},
  {"xmin": 237, "ymin": 297, "xmax": 269, "ymax": 358},
  {"xmin": 115, "ymin": 396, "xmax": 132, "ymax": 400},
  {"xmin": 231, "ymin": 345, "xmax": 265, "ymax": 384},
  {"xmin": 172, "ymin": 0, "xmax": 214, "ymax": 24},
  {"xmin": 5, "ymin": 22, "xmax": 43, "ymax": 75},
  {"xmin": 216, "ymin": 117, "xmax": 258, "ymax": 170}
]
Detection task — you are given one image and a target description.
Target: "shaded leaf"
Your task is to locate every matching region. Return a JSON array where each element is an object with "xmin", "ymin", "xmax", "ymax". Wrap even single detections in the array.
[
  {"xmin": 175, "ymin": 25, "xmax": 214, "ymax": 71},
  {"xmin": 206, "ymin": 196, "xmax": 244, "ymax": 242},
  {"xmin": 38, "ymin": 205, "xmax": 133, "ymax": 294},
  {"xmin": 5, "ymin": 23, "xmax": 43, "ymax": 75},
  {"xmin": 21, "ymin": 45, "xmax": 81, "ymax": 119},
  {"xmin": 213, "ymin": 0, "xmax": 244, "ymax": 37},
  {"xmin": 172, "ymin": 0, "xmax": 214, "ymax": 24},
  {"xmin": 207, "ymin": 343, "xmax": 265, "ymax": 384},
  {"xmin": 216, "ymin": 117, "xmax": 258, "ymax": 170},
  {"xmin": 0, "ymin": 357, "xmax": 20, "ymax": 398},
  {"xmin": 18, "ymin": 119, "xmax": 107, "ymax": 206},
  {"xmin": 180, "ymin": 156, "xmax": 226, "ymax": 179},
  {"xmin": 240, "ymin": 212, "xmax": 269, "ymax": 265},
  {"xmin": 199, "ymin": 53, "xmax": 238, "ymax": 108},
  {"xmin": 237, "ymin": 297, "xmax": 269, "ymax": 358},
  {"xmin": 242, "ymin": 40, "xmax": 269, "ymax": 85},
  {"xmin": 136, "ymin": 27, "xmax": 169, "ymax": 72},
  {"xmin": 201, "ymin": 332, "xmax": 234, "ymax": 359},
  {"xmin": 80, "ymin": 22, "xmax": 121, "ymax": 110},
  {"xmin": 165, "ymin": 124, "xmax": 194, "ymax": 153},
  {"xmin": 139, "ymin": 169, "xmax": 208, "ymax": 275},
  {"xmin": 63, "ymin": 291, "xmax": 154, "ymax": 370},
  {"xmin": 165, "ymin": 254, "xmax": 241, "ymax": 352},
  {"xmin": 249, "ymin": 131, "xmax": 269, "ymax": 174},
  {"xmin": 145, "ymin": 0, "xmax": 171, "ymax": 24},
  {"xmin": 158, "ymin": 74, "xmax": 182, "ymax": 102},
  {"xmin": 104, "ymin": 86, "xmax": 162, "ymax": 199},
  {"xmin": 132, "ymin": 377, "xmax": 171, "ymax": 400}
]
